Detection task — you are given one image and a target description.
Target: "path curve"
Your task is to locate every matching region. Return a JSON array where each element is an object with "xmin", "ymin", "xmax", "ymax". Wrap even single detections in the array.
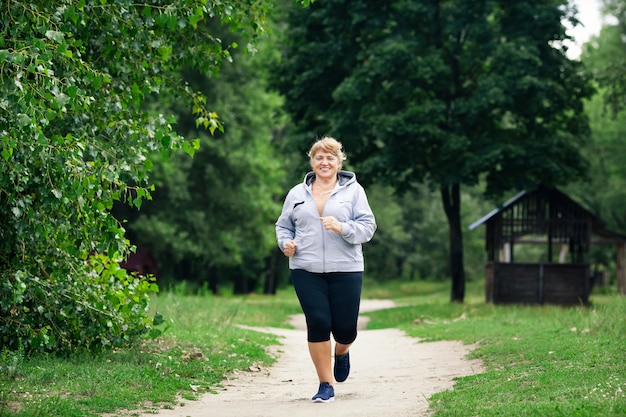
[{"xmin": 133, "ymin": 299, "xmax": 483, "ymax": 417}]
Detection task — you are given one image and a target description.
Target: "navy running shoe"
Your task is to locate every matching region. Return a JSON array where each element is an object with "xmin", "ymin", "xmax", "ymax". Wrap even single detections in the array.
[
  {"xmin": 311, "ymin": 382, "xmax": 335, "ymax": 403},
  {"xmin": 334, "ymin": 352, "xmax": 350, "ymax": 382}
]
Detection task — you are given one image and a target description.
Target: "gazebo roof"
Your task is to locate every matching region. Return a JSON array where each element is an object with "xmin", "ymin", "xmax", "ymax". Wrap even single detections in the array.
[
  {"xmin": 468, "ymin": 185, "xmax": 626, "ymax": 243},
  {"xmin": 469, "ymin": 190, "xmax": 526, "ymax": 231}
]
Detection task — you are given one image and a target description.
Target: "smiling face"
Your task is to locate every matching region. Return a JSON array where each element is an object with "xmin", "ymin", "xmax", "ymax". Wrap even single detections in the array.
[
  {"xmin": 311, "ymin": 150, "xmax": 341, "ymax": 181},
  {"xmin": 307, "ymin": 137, "xmax": 346, "ymax": 181}
]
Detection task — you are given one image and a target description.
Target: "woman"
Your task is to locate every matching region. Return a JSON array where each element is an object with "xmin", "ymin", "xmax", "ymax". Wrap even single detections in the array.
[{"xmin": 275, "ymin": 136, "xmax": 377, "ymax": 403}]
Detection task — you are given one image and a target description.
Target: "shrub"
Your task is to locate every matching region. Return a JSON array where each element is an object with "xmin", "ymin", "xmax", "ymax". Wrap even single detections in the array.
[{"xmin": 0, "ymin": 252, "xmax": 161, "ymax": 355}]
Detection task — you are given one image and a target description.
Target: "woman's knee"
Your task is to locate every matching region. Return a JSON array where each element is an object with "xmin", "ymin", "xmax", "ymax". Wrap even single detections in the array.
[
  {"xmin": 332, "ymin": 327, "xmax": 357, "ymax": 345},
  {"xmin": 306, "ymin": 312, "xmax": 332, "ymax": 342},
  {"xmin": 307, "ymin": 326, "xmax": 332, "ymax": 342}
]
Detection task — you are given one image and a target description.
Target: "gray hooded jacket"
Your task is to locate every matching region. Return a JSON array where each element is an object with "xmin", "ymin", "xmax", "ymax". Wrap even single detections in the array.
[{"xmin": 275, "ymin": 170, "xmax": 377, "ymax": 273}]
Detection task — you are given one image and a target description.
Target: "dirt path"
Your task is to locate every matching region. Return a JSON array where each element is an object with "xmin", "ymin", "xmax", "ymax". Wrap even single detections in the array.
[{"xmin": 134, "ymin": 300, "xmax": 483, "ymax": 417}]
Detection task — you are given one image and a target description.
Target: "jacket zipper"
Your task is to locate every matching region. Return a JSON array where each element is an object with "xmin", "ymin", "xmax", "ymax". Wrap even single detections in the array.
[{"xmin": 320, "ymin": 197, "xmax": 326, "ymax": 273}]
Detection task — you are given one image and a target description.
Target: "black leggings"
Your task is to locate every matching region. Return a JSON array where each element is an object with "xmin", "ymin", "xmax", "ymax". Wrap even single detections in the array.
[{"xmin": 291, "ymin": 269, "xmax": 363, "ymax": 344}]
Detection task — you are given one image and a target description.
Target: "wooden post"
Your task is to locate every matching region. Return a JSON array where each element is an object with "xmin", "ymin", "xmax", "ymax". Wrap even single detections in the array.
[
  {"xmin": 500, "ymin": 242, "xmax": 511, "ymax": 262},
  {"xmin": 558, "ymin": 243, "xmax": 568, "ymax": 264}
]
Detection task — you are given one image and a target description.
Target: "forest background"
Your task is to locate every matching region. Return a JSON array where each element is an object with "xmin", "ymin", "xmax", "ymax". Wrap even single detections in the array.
[
  {"xmin": 2, "ymin": 0, "xmax": 626, "ymax": 356},
  {"xmin": 114, "ymin": 0, "xmax": 626, "ymax": 297}
]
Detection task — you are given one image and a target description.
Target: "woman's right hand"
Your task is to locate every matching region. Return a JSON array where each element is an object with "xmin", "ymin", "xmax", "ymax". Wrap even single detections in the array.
[{"xmin": 283, "ymin": 240, "xmax": 298, "ymax": 257}]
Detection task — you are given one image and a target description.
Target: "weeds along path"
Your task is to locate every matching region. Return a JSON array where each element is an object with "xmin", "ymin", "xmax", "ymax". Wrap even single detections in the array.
[{"xmin": 134, "ymin": 300, "xmax": 484, "ymax": 417}]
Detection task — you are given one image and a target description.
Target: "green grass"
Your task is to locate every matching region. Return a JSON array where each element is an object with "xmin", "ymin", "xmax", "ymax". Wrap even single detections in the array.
[
  {"xmin": 0, "ymin": 280, "xmax": 624, "ymax": 416},
  {"xmin": 363, "ymin": 282, "xmax": 626, "ymax": 416},
  {"xmin": 0, "ymin": 291, "xmax": 299, "ymax": 417}
]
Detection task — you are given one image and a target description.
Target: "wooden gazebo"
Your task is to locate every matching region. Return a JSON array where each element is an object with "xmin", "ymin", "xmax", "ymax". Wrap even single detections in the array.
[{"xmin": 469, "ymin": 185, "xmax": 626, "ymax": 306}]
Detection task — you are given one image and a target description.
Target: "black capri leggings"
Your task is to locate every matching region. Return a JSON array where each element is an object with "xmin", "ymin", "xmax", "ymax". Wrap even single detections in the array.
[{"xmin": 291, "ymin": 269, "xmax": 363, "ymax": 344}]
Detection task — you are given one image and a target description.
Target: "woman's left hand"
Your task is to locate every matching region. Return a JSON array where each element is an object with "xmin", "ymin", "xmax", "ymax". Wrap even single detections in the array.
[{"xmin": 320, "ymin": 216, "xmax": 343, "ymax": 234}]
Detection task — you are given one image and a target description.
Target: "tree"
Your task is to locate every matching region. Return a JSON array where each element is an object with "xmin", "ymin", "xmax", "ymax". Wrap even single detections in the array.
[
  {"xmin": 113, "ymin": 20, "xmax": 288, "ymax": 295},
  {"xmin": 593, "ymin": 0, "xmax": 626, "ymax": 115},
  {"xmin": 0, "ymin": 0, "xmax": 303, "ymax": 354},
  {"xmin": 559, "ymin": 16, "xmax": 626, "ymax": 286},
  {"xmin": 272, "ymin": 0, "xmax": 594, "ymax": 302},
  {"xmin": 576, "ymin": 24, "xmax": 626, "ymax": 234}
]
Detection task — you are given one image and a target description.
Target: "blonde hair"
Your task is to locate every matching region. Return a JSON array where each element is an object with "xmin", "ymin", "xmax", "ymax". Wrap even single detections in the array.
[{"xmin": 307, "ymin": 136, "xmax": 347, "ymax": 167}]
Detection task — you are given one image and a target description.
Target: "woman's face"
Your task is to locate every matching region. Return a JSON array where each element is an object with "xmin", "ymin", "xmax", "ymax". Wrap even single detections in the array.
[{"xmin": 311, "ymin": 150, "xmax": 340, "ymax": 181}]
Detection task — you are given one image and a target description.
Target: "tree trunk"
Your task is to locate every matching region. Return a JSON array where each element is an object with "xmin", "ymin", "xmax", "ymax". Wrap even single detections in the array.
[
  {"xmin": 208, "ymin": 265, "xmax": 219, "ymax": 295},
  {"xmin": 441, "ymin": 183, "xmax": 465, "ymax": 302},
  {"xmin": 264, "ymin": 251, "xmax": 278, "ymax": 295}
]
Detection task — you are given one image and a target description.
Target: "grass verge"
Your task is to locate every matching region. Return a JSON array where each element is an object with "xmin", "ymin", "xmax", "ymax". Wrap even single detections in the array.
[
  {"xmin": 0, "ymin": 280, "xmax": 624, "ymax": 416},
  {"xmin": 0, "ymin": 290, "xmax": 301, "ymax": 417},
  {"xmin": 364, "ymin": 282, "xmax": 626, "ymax": 416}
]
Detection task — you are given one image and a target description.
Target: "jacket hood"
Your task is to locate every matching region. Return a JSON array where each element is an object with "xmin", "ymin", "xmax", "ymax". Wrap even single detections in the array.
[{"xmin": 303, "ymin": 170, "xmax": 356, "ymax": 187}]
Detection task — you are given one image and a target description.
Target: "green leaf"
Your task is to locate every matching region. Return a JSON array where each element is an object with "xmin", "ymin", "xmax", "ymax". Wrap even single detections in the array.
[
  {"xmin": 67, "ymin": 86, "xmax": 78, "ymax": 99},
  {"xmin": 152, "ymin": 312, "xmax": 165, "ymax": 326},
  {"xmin": 17, "ymin": 114, "xmax": 31, "ymax": 127},
  {"xmin": 91, "ymin": 75, "xmax": 102, "ymax": 89},
  {"xmin": 158, "ymin": 46, "xmax": 172, "ymax": 61},
  {"xmin": 45, "ymin": 108, "xmax": 57, "ymax": 121},
  {"xmin": 160, "ymin": 135, "xmax": 172, "ymax": 147},
  {"xmin": 148, "ymin": 328, "xmax": 162, "ymax": 339},
  {"xmin": 181, "ymin": 140, "xmax": 198, "ymax": 157},
  {"xmin": 1, "ymin": 148, "xmax": 12, "ymax": 161},
  {"xmin": 55, "ymin": 93, "xmax": 70, "ymax": 108},
  {"xmin": 45, "ymin": 30, "xmax": 65, "ymax": 43},
  {"xmin": 189, "ymin": 15, "xmax": 201, "ymax": 28}
]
